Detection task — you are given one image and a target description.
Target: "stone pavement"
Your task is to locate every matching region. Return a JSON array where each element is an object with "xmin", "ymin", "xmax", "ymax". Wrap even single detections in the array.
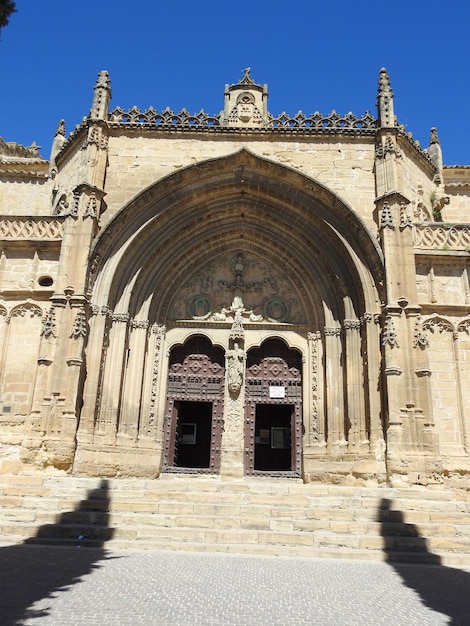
[{"xmin": 1, "ymin": 545, "xmax": 470, "ymax": 625}]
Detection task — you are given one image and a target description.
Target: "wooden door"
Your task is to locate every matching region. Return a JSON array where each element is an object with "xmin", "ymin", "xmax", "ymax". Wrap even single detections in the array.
[
  {"xmin": 163, "ymin": 336, "xmax": 224, "ymax": 473},
  {"xmin": 244, "ymin": 339, "xmax": 302, "ymax": 476}
]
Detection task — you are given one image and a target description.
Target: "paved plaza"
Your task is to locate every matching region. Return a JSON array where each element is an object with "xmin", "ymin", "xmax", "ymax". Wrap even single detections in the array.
[{"xmin": 1, "ymin": 545, "xmax": 470, "ymax": 625}]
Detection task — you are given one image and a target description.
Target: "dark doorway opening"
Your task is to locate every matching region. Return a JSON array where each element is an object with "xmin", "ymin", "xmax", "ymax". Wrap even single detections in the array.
[
  {"xmin": 254, "ymin": 404, "xmax": 293, "ymax": 471},
  {"xmin": 174, "ymin": 401, "xmax": 213, "ymax": 469}
]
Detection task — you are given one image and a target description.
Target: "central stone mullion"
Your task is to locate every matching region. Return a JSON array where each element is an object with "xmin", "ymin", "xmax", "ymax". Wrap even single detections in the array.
[{"xmin": 220, "ymin": 309, "xmax": 246, "ymax": 478}]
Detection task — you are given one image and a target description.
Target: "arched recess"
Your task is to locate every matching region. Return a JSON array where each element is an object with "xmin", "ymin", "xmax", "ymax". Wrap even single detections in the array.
[{"xmin": 77, "ymin": 149, "xmax": 385, "ymax": 478}]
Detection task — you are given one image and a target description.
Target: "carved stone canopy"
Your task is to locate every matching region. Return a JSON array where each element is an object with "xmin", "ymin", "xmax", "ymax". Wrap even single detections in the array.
[{"xmin": 170, "ymin": 251, "xmax": 306, "ymax": 325}]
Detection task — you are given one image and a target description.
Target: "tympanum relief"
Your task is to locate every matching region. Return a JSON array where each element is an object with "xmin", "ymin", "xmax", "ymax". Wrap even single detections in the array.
[{"xmin": 171, "ymin": 252, "xmax": 306, "ymax": 325}]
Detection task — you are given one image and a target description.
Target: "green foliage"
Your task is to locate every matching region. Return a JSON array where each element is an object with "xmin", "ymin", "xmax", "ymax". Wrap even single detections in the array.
[{"xmin": 0, "ymin": 0, "xmax": 16, "ymax": 32}]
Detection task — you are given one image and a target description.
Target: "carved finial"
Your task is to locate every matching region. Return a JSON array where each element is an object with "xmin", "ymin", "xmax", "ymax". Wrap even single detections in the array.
[
  {"xmin": 376, "ymin": 67, "xmax": 396, "ymax": 128},
  {"xmin": 55, "ymin": 119, "xmax": 66, "ymax": 137},
  {"xmin": 49, "ymin": 120, "xmax": 67, "ymax": 173},
  {"xmin": 90, "ymin": 70, "xmax": 112, "ymax": 121},
  {"xmin": 429, "ymin": 127, "xmax": 440, "ymax": 145},
  {"xmin": 243, "ymin": 68, "xmax": 251, "ymax": 79},
  {"xmin": 96, "ymin": 70, "xmax": 110, "ymax": 89}
]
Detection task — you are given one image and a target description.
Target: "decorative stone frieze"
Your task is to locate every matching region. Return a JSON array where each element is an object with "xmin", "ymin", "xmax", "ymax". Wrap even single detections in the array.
[
  {"xmin": 0, "ymin": 218, "xmax": 63, "ymax": 240},
  {"xmin": 147, "ymin": 324, "xmax": 166, "ymax": 429},
  {"xmin": 324, "ymin": 327, "xmax": 342, "ymax": 337},
  {"xmin": 8, "ymin": 302, "xmax": 42, "ymax": 322},
  {"xmin": 413, "ymin": 224, "xmax": 470, "ymax": 250},
  {"xmin": 307, "ymin": 331, "xmax": 321, "ymax": 443}
]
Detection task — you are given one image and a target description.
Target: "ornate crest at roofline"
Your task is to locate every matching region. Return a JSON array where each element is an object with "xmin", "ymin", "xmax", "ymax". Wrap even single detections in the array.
[{"xmin": 221, "ymin": 68, "xmax": 269, "ymax": 128}]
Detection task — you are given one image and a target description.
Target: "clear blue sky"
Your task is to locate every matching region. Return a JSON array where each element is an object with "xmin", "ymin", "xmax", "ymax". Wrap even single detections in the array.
[{"xmin": 1, "ymin": 0, "xmax": 469, "ymax": 165}]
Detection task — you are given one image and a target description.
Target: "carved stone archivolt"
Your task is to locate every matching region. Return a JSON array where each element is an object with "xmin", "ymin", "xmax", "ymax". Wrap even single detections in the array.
[{"xmin": 171, "ymin": 252, "xmax": 305, "ymax": 324}]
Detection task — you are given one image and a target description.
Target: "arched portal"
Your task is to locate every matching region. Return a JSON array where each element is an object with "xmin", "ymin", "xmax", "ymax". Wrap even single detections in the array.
[
  {"xmin": 162, "ymin": 336, "xmax": 225, "ymax": 473},
  {"xmin": 245, "ymin": 339, "xmax": 303, "ymax": 476},
  {"xmin": 76, "ymin": 149, "xmax": 385, "ymax": 481}
]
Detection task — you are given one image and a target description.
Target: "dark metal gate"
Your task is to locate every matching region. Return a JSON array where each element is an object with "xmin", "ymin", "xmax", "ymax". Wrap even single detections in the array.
[
  {"xmin": 244, "ymin": 339, "xmax": 302, "ymax": 476},
  {"xmin": 162, "ymin": 336, "xmax": 225, "ymax": 473}
]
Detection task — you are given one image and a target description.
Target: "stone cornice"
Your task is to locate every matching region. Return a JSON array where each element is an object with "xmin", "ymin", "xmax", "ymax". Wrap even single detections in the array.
[{"xmin": 0, "ymin": 161, "xmax": 49, "ymax": 179}]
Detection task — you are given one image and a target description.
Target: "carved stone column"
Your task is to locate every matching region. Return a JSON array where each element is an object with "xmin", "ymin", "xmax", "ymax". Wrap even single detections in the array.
[
  {"xmin": 96, "ymin": 312, "xmax": 129, "ymax": 439},
  {"xmin": 60, "ymin": 299, "xmax": 89, "ymax": 441},
  {"xmin": 362, "ymin": 314, "xmax": 384, "ymax": 448},
  {"xmin": 220, "ymin": 312, "xmax": 246, "ymax": 478},
  {"xmin": 118, "ymin": 319, "xmax": 149, "ymax": 439},
  {"xmin": 306, "ymin": 331, "xmax": 325, "ymax": 449},
  {"xmin": 77, "ymin": 306, "xmax": 109, "ymax": 439},
  {"xmin": 344, "ymin": 319, "xmax": 367, "ymax": 452},
  {"xmin": 139, "ymin": 323, "xmax": 166, "ymax": 442},
  {"xmin": 324, "ymin": 326, "xmax": 345, "ymax": 451}
]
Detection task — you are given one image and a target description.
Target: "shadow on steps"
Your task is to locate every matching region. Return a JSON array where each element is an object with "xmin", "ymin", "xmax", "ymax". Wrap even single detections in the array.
[
  {"xmin": 379, "ymin": 497, "xmax": 470, "ymax": 626},
  {"xmin": 0, "ymin": 479, "xmax": 116, "ymax": 625}
]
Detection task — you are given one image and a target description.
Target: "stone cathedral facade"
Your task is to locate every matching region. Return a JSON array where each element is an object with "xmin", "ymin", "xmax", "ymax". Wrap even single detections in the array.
[{"xmin": 0, "ymin": 69, "xmax": 469, "ymax": 487}]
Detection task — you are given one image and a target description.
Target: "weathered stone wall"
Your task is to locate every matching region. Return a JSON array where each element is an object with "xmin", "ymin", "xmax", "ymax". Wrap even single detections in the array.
[
  {"xmin": 102, "ymin": 134, "xmax": 379, "ymax": 231},
  {"xmin": 0, "ymin": 177, "xmax": 51, "ymax": 216}
]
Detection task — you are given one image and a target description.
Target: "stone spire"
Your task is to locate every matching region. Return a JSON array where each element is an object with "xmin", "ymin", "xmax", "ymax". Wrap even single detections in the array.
[
  {"xmin": 49, "ymin": 119, "xmax": 66, "ymax": 172},
  {"xmin": 90, "ymin": 70, "xmax": 112, "ymax": 121},
  {"xmin": 427, "ymin": 127, "xmax": 443, "ymax": 175},
  {"xmin": 376, "ymin": 68, "xmax": 395, "ymax": 128}
]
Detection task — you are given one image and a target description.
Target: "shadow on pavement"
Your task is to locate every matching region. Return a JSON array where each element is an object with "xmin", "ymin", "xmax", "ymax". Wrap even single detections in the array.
[
  {"xmin": 0, "ymin": 479, "xmax": 115, "ymax": 625},
  {"xmin": 379, "ymin": 497, "xmax": 470, "ymax": 626}
]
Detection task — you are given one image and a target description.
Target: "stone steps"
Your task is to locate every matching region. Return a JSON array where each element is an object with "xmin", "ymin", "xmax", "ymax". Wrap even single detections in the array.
[{"xmin": 0, "ymin": 474, "xmax": 469, "ymax": 565}]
